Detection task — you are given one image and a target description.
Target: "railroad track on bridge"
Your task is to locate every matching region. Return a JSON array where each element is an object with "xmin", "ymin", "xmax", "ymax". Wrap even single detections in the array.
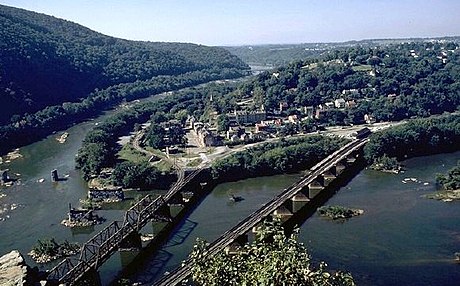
[
  {"xmin": 154, "ymin": 138, "xmax": 369, "ymax": 286},
  {"xmin": 46, "ymin": 166, "xmax": 204, "ymax": 285}
]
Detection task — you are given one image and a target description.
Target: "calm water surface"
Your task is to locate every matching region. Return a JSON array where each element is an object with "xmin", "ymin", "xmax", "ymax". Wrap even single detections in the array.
[
  {"xmin": 300, "ymin": 152, "xmax": 460, "ymax": 286},
  {"xmin": 132, "ymin": 174, "xmax": 302, "ymax": 283},
  {"xmin": 0, "ymin": 111, "xmax": 159, "ymax": 283},
  {"xmin": 132, "ymin": 151, "xmax": 460, "ymax": 285},
  {"xmin": 1, "ymin": 118, "xmax": 459, "ymax": 286}
]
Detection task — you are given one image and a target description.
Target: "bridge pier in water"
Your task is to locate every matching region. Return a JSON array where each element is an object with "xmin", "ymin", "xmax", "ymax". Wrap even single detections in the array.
[
  {"xmin": 346, "ymin": 151, "xmax": 359, "ymax": 164},
  {"xmin": 119, "ymin": 231, "xmax": 142, "ymax": 251},
  {"xmin": 75, "ymin": 267, "xmax": 102, "ymax": 286},
  {"xmin": 272, "ymin": 205, "xmax": 293, "ymax": 222},
  {"xmin": 323, "ymin": 168, "xmax": 337, "ymax": 185},
  {"xmin": 335, "ymin": 159, "xmax": 348, "ymax": 175},
  {"xmin": 308, "ymin": 176, "xmax": 325, "ymax": 198},
  {"xmin": 291, "ymin": 191, "xmax": 310, "ymax": 213},
  {"xmin": 153, "ymin": 139, "xmax": 371, "ymax": 286},
  {"xmin": 225, "ymin": 233, "xmax": 249, "ymax": 254}
]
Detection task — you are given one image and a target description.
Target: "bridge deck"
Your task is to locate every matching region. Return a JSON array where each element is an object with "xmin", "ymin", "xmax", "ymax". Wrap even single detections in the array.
[
  {"xmin": 154, "ymin": 138, "xmax": 368, "ymax": 285},
  {"xmin": 47, "ymin": 167, "xmax": 204, "ymax": 285}
]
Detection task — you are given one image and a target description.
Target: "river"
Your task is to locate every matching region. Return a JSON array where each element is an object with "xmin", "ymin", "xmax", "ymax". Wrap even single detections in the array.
[
  {"xmin": 130, "ymin": 151, "xmax": 460, "ymax": 285},
  {"xmin": 0, "ymin": 109, "xmax": 158, "ymax": 283},
  {"xmin": 299, "ymin": 152, "xmax": 460, "ymax": 286},
  {"xmin": 1, "ymin": 112, "xmax": 459, "ymax": 286}
]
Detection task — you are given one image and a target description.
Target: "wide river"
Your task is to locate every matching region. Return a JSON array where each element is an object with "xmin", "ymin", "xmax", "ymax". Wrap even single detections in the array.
[{"xmin": 1, "ymin": 112, "xmax": 459, "ymax": 285}]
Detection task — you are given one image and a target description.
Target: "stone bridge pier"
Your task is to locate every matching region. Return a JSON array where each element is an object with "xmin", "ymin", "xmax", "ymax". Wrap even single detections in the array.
[
  {"xmin": 225, "ymin": 233, "xmax": 250, "ymax": 254},
  {"xmin": 119, "ymin": 231, "xmax": 142, "ymax": 251},
  {"xmin": 308, "ymin": 176, "xmax": 325, "ymax": 199},
  {"xmin": 290, "ymin": 190, "xmax": 310, "ymax": 213}
]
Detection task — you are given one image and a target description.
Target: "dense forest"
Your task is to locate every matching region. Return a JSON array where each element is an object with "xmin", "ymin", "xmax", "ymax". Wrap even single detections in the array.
[
  {"xmin": 436, "ymin": 160, "xmax": 460, "ymax": 191},
  {"xmin": 0, "ymin": 4, "xmax": 249, "ymax": 154},
  {"xmin": 75, "ymin": 39, "xmax": 460, "ymax": 187},
  {"xmin": 364, "ymin": 114, "xmax": 460, "ymax": 164},
  {"xmin": 211, "ymin": 136, "xmax": 346, "ymax": 181}
]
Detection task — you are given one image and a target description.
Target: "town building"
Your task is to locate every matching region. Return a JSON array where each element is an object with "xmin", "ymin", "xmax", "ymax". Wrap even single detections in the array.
[
  {"xmin": 227, "ymin": 110, "xmax": 267, "ymax": 126},
  {"xmin": 364, "ymin": 114, "xmax": 376, "ymax": 124},
  {"xmin": 303, "ymin": 106, "xmax": 315, "ymax": 118},
  {"xmin": 334, "ymin": 98, "xmax": 346, "ymax": 109}
]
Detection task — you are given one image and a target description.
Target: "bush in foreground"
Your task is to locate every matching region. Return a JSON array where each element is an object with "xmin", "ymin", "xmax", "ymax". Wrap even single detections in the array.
[{"xmin": 189, "ymin": 220, "xmax": 355, "ymax": 286}]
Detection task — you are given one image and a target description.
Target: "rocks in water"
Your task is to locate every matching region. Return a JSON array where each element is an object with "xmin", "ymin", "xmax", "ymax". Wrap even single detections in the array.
[
  {"xmin": 0, "ymin": 250, "xmax": 31, "ymax": 286},
  {"xmin": 56, "ymin": 132, "xmax": 69, "ymax": 144},
  {"xmin": 5, "ymin": 149, "xmax": 22, "ymax": 161},
  {"xmin": 61, "ymin": 208, "xmax": 105, "ymax": 228},
  {"xmin": 229, "ymin": 194, "xmax": 244, "ymax": 202}
]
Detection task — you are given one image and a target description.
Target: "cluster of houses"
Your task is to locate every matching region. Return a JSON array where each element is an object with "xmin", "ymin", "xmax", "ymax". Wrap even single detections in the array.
[
  {"xmin": 181, "ymin": 88, "xmax": 381, "ymax": 148},
  {"xmin": 411, "ymin": 45, "xmax": 456, "ymax": 64},
  {"xmin": 191, "ymin": 120, "xmax": 220, "ymax": 147}
]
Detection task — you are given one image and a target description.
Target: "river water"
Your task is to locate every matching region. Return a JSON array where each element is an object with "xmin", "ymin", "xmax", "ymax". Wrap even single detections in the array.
[
  {"xmin": 299, "ymin": 152, "xmax": 460, "ymax": 286},
  {"xmin": 131, "ymin": 151, "xmax": 460, "ymax": 285},
  {"xmin": 1, "ymin": 110, "xmax": 459, "ymax": 286},
  {"xmin": 0, "ymin": 110, "xmax": 147, "ymax": 283}
]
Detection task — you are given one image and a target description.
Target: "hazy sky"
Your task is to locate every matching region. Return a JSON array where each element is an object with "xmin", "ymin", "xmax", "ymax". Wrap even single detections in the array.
[{"xmin": 2, "ymin": 0, "xmax": 459, "ymax": 46}]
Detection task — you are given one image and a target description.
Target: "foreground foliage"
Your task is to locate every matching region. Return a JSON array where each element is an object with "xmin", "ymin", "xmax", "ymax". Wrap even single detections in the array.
[{"xmin": 190, "ymin": 220, "xmax": 355, "ymax": 286}]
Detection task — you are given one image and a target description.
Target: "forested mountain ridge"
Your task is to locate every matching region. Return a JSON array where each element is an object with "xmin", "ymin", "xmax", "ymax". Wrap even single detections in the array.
[{"xmin": 0, "ymin": 4, "xmax": 249, "ymax": 125}]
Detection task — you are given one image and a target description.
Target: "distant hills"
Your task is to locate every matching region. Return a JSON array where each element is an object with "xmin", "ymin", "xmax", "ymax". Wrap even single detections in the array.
[
  {"xmin": 224, "ymin": 36, "xmax": 460, "ymax": 67},
  {"xmin": 0, "ymin": 4, "xmax": 249, "ymax": 125}
]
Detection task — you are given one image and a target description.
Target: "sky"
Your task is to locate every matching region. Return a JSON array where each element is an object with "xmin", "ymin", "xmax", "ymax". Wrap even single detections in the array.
[{"xmin": 1, "ymin": 0, "xmax": 459, "ymax": 46}]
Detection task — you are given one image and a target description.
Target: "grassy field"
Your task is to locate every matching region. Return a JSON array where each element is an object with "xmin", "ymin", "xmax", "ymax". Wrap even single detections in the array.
[
  {"xmin": 154, "ymin": 160, "xmax": 174, "ymax": 172},
  {"xmin": 117, "ymin": 145, "xmax": 149, "ymax": 163},
  {"xmin": 186, "ymin": 158, "xmax": 202, "ymax": 168}
]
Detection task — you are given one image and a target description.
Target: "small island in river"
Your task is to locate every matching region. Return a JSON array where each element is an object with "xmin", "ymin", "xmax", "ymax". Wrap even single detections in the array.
[
  {"xmin": 424, "ymin": 189, "xmax": 460, "ymax": 202},
  {"xmin": 370, "ymin": 154, "xmax": 403, "ymax": 174},
  {"xmin": 318, "ymin": 205, "xmax": 364, "ymax": 220},
  {"xmin": 425, "ymin": 161, "xmax": 460, "ymax": 202},
  {"xmin": 28, "ymin": 238, "xmax": 79, "ymax": 264}
]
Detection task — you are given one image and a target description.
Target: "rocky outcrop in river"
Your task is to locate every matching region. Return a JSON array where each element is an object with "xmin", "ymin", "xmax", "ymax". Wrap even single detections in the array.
[{"xmin": 0, "ymin": 250, "xmax": 32, "ymax": 285}]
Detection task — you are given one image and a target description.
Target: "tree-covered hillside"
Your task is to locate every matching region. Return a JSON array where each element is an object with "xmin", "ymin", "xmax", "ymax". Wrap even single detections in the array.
[
  {"xmin": 229, "ymin": 41, "xmax": 460, "ymax": 125},
  {"xmin": 0, "ymin": 4, "xmax": 249, "ymax": 125}
]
